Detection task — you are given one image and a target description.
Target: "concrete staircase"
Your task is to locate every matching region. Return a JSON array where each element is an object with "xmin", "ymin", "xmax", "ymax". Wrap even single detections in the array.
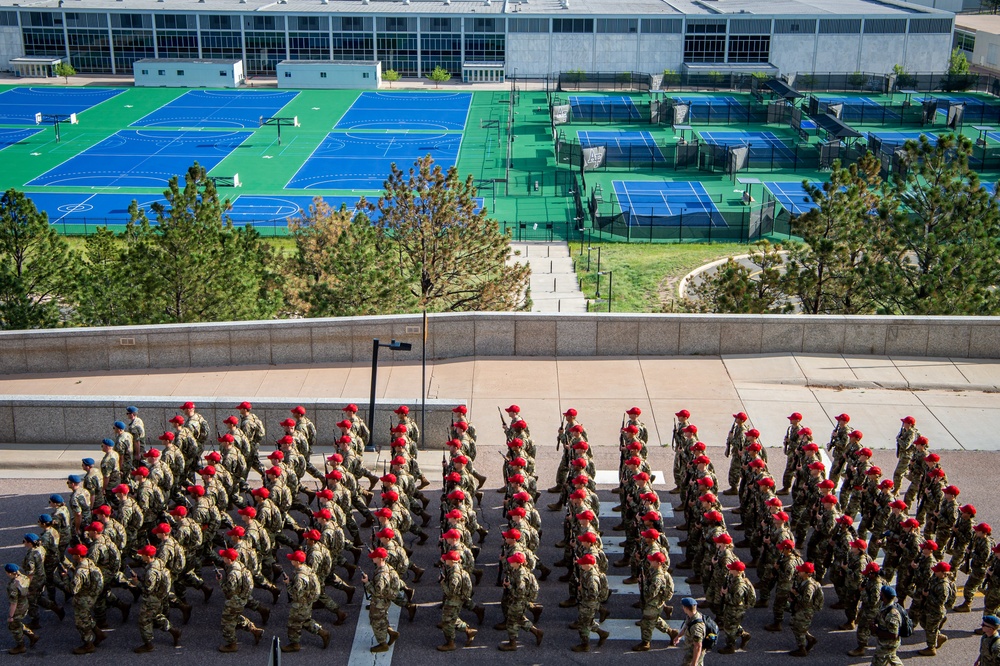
[{"xmin": 509, "ymin": 241, "xmax": 588, "ymax": 313}]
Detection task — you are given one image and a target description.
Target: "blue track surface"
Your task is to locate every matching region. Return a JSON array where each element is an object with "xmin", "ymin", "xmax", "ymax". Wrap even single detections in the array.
[
  {"xmin": 27, "ymin": 129, "xmax": 252, "ymax": 188},
  {"xmin": 700, "ymin": 130, "xmax": 796, "ymax": 159},
  {"xmin": 130, "ymin": 90, "xmax": 299, "ymax": 129},
  {"xmin": 612, "ymin": 180, "xmax": 726, "ymax": 227},
  {"xmin": 763, "ymin": 181, "xmax": 821, "ymax": 216},
  {"xmin": 0, "ymin": 128, "xmax": 42, "ymax": 150},
  {"xmin": 335, "ymin": 92, "xmax": 472, "ymax": 131},
  {"xmin": 287, "ymin": 131, "xmax": 462, "ymax": 190},
  {"xmin": 577, "ymin": 130, "xmax": 664, "ymax": 161},
  {"xmin": 0, "ymin": 87, "xmax": 125, "ymax": 125},
  {"xmin": 569, "ymin": 96, "xmax": 641, "ymax": 121}
]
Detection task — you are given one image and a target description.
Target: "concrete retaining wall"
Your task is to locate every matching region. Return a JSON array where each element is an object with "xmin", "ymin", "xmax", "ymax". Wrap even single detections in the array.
[
  {"xmin": 0, "ymin": 397, "xmax": 459, "ymax": 448},
  {"xmin": 1, "ymin": 314, "xmax": 999, "ymax": 375}
]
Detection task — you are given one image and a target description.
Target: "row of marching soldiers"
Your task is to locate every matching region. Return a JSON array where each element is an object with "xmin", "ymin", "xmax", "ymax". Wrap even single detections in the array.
[
  {"xmin": 4, "ymin": 400, "xmax": 445, "ymax": 656},
  {"xmin": 650, "ymin": 408, "xmax": 998, "ymax": 661}
]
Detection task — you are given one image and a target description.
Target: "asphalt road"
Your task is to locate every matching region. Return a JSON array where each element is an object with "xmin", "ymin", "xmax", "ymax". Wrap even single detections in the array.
[{"xmin": 0, "ymin": 442, "xmax": 993, "ymax": 666}]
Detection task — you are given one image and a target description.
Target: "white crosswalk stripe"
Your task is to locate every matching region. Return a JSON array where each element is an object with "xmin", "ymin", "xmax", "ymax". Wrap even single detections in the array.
[
  {"xmin": 602, "ymin": 536, "xmax": 682, "ymax": 556},
  {"xmin": 598, "ymin": 504, "xmax": 674, "ymax": 520},
  {"xmin": 594, "ymin": 470, "xmax": 666, "ymax": 487},
  {"xmin": 597, "ymin": 618, "xmax": 685, "ymax": 641},
  {"xmin": 607, "ymin": 576, "xmax": 691, "ymax": 597},
  {"xmin": 347, "ymin": 603, "xmax": 401, "ymax": 666}
]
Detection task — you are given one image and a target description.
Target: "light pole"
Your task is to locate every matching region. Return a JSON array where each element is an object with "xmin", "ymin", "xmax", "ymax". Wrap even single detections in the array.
[{"xmin": 367, "ymin": 338, "xmax": 412, "ymax": 452}]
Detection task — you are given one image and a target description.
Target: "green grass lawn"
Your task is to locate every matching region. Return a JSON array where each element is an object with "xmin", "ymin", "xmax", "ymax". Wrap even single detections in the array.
[{"xmin": 571, "ymin": 241, "xmax": 746, "ymax": 312}]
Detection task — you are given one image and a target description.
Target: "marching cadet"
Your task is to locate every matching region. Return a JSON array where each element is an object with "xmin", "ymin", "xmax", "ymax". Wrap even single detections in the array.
[
  {"xmin": 21, "ymin": 532, "xmax": 63, "ymax": 628},
  {"xmin": 871, "ymin": 585, "xmax": 904, "ymax": 666},
  {"xmin": 674, "ymin": 597, "xmax": 706, "ymax": 666},
  {"xmin": 848, "ymin": 561, "xmax": 885, "ymax": 657},
  {"xmin": 437, "ymin": 550, "xmax": 478, "ymax": 651},
  {"xmin": 827, "ymin": 413, "xmax": 852, "ymax": 485},
  {"xmin": 281, "ymin": 550, "xmax": 330, "ymax": 653},
  {"xmin": 125, "ymin": 407, "xmax": 146, "ymax": 464},
  {"xmin": 216, "ymin": 547, "xmax": 263, "ymax": 652},
  {"xmin": 718, "ymin": 559, "xmax": 755, "ymax": 654},
  {"xmin": 5, "ymin": 563, "xmax": 38, "ymax": 655},
  {"xmin": 787, "ymin": 561, "xmax": 824, "ymax": 657},
  {"xmin": 764, "ymin": 539, "xmax": 802, "ymax": 633},
  {"xmin": 178, "ymin": 401, "xmax": 209, "ymax": 449},
  {"xmin": 131, "ymin": 544, "xmax": 181, "ymax": 653},
  {"xmin": 340, "ymin": 404, "xmax": 370, "ymax": 450},
  {"xmin": 670, "ymin": 409, "xmax": 692, "ymax": 493},
  {"xmin": 498, "ymin": 551, "xmax": 543, "ymax": 651},
  {"xmin": 235, "ymin": 402, "xmax": 266, "ymax": 475},
  {"xmin": 67, "ymin": 474, "xmax": 91, "ymax": 538},
  {"xmin": 67, "ymin": 543, "xmax": 104, "ymax": 655},
  {"xmin": 893, "ymin": 415, "xmax": 919, "ymax": 491},
  {"xmin": 99, "ymin": 440, "xmax": 121, "ymax": 503},
  {"xmin": 780, "ymin": 413, "xmax": 803, "ymax": 495},
  {"xmin": 363, "ymin": 547, "xmax": 401, "ymax": 654},
  {"xmin": 955, "ymin": 522, "xmax": 995, "ymax": 613},
  {"xmin": 113, "ymin": 420, "xmax": 137, "ymax": 478},
  {"xmin": 632, "ymin": 551, "xmax": 674, "ymax": 652},
  {"xmin": 571, "ymin": 553, "xmax": 609, "ymax": 652},
  {"xmin": 918, "ymin": 560, "xmax": 956, "ymax": 656},
  {"xmin": 723, "ymin": 411, "xmax": 749, "ymax": 496}
]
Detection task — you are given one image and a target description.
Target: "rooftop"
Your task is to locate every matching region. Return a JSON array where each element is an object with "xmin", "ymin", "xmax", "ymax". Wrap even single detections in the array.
[
  {"xmin": 955, "ymin": 13, "xmax": 1000, "ymax": 33},
  {"xmin": 0, "ymin": 0, "xmax": 949, "ymax": 16}
]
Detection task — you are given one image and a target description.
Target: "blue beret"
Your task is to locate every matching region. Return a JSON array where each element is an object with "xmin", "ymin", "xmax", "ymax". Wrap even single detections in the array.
[
  {"xmin": 49, "ymin": 495, "xmax": 64, "ymax": 503},
  {"xmin": 23, "ymin": 533, "xmax": 39, "ymax": 543},
  {"xmin": 881, "ymin": 585, "xmax": 896, "ymax": 598},
  {"xmin": 102, "ymin": 438, "xmax": 115, "ymax": 447},
  {"xmin": 38, "ymin": 514, "xmax": 52, "ymax": 523},
  {"xmin": 82, "ymin": 458, "xmax": 95, "ymax": 466},
  {"xmin": 67, "ymin": 475, "xmax": 82, "ymax": 484},
  {"xmin": 681, "ymin": 597, "xmax": 698, "ymax": 608},
  {"xmin": 985, "ymin": 616, "xmax": 1000, "ymax": 628},
  {"xmin": 114, "ymin": 421, "xmax": 126, "ymax": 430},
  {"xmin": 4, "ymin": 563, "xmax": 19, "ymax": 574},
  {"xmin": 126, "ymin": 406, "xmax": 138, "ymax": 414}
]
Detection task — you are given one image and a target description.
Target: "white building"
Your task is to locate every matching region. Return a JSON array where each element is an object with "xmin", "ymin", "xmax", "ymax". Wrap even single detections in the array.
[
  {"xmin": 0, "ymin": 0, "xmax": 955, "ymax": 80},
  {"xmin": 276, "ymin": 59, "xmax": 380, "ymax": 88},
  {"xmin": 133, "ymin": 58, "xmax": 244, "ymax": 87}
]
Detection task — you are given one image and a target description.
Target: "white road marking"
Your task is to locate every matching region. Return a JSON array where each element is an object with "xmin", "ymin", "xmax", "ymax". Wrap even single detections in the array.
[{"xmin": 347, "ymin": 601, "xmax": 401, "ymax": 666}]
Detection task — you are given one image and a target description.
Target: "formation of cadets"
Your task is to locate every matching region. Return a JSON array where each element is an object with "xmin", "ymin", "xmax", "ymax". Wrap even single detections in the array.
[{"xmin": 4, "ymin": 400, "xmax": 1000, "ymax": 665}]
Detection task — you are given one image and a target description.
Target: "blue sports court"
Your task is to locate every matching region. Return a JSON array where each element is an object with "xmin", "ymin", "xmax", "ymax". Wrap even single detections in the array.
[
  {"xmin": 699, "ymin": 130, "xmax": 796, "ymax": 159},
  {"xmin": 868, "ymin": 130, "xmax": 937, "ymax": 149},
  {"xmin": 24, "ymin": 192, "xmax": 378, "ymax": 227},
  {"xmin": 27, "ymin": 130, "xmax": 251, "ymax": 188},
  {"xmin": 0, "ymin": 87, "xmax": 125, "ymax": 125},
  {"xmin": 130, "ymin": 90, "xmax": 299, "ymax": 129},
  {"xmin": 577, "ymin": 131, "xmax": 664, "ymax": 161},
  {"xmin": 814, "ymin": 95, "xmax": 898, "ymax": 122},
  {"xmin": 612, "ymin": 180, "xmax": 726, "ymax": 227},
  {"xmin": 334, "ymin": 92, "xmax": 472, "ymax": 131},
  {"xmin": 286, "ymin": 131, "xmax": 462, "ymax": 190},
  {"xmin": 0, "ymin": 128, "xmax": 42, "ymax": 150},
  {"xmin": 763, "ymin": 181, "xmax": 821, "ymax": 216},
  {"xmin": 671, "ymin": 95, "xmax": 748, "ymax": 120},
  {"xmin": 569, "ymin": 96, "xmax": 641, "ymax": 121}
]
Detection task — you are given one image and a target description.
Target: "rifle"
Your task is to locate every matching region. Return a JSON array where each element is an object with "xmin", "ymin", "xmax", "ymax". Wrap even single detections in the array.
[
  {"xmin": 557, "ymin": 416, "xmax": 565, "ymax": 452},
  {"xmin": 498, "ymin": 407, "xmax": 508, "ymax": 431}
]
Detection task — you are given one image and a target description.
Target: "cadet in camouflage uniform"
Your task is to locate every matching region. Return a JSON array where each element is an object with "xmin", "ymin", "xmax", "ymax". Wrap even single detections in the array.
[
  {"xmin": 674, "ymin": 597, "xmax": 706, "ymax": 666},
  {"xmin": 892, "ymin": 416, "xmax": 918, "ymax": 491},
  {"xmin": 918, "ymin": 561, "xmax": 956, "ymax": 656},
  {"xmin": 983, "ymin": 544, "xmax": 1000, "ymax": 619},
  {"xmin": 363, "ymin": 547, "xmax": 400, "ymax": 654},
  {"xmin": 871, "ymin": 585, "xmax": 904, "ymax": 666},
  {"xmin": 437, "ymin": 550, "xmax": 478, "ymax": 651},
  {"xmin": 113, "ymin": 420, "xmax": 136, "ymax": 478},
  {"xmin": 99, "ymin": 440, "xmax": 121, "ymax": 502},
  {"xmin": 67, "ymin": 475, "xmax": 91, "ymax": 538},
  {"xmin": 723, "ymin": 412, "xmax": 749, "ymax": 496},
  {"xmin": 301, "ymin": 530, "xmax": 347, "ymax": 627},
  {"xmin": 178, "ymin": 401, "xmax": 209, "ymax": 449},
  {"xmin": 848, "ymin": 561, "xmax": 886, "ymax": 656},
  {"xmin": 236, "ymin": 402, "xmax": 266, "ymax": 476},
  {"xmin": 632, "ymin": 551, "xmax": 673, "ymax": 651},
  {"xmin": 980, "ymin": 615, "xmax": 1000, "ymax": 666},
  {"xmin": 718, "ymin": 559, "xmax": 755, "ymax": 654},
  {"xmin": 131, "ymin": 544, "xmax": 181, "ymax": 653},
  {"xmin": 787, "ymin": 561, "xmax": 823, "ymax": 656},
  {"xmin": 5, "ymin": 563, "xmax": 38, "ymax": 655},
  {"xmin": 956, "ymin": 522, "xmax": 995, "ymax": 612},
  {"xmin": 827, "ymin": 413, "xmax": 852, "ymax": 485},
  {"xmin": 125, "ymin": 407, "xmax": 146, "ymax": 462},
  {"xmin": 280, "ymin": 549, "xmax": 330, "ymax": 653},
  {"xmin": 112, "ymin": 484, "xmax": 143, "ymax": 559},
  {"xmin": 570, "ymin": 553, "xmax": 609, "ymax": 652},
  {"xmin": 499, "ymin": 551, "xmax": 542, "ymax": 651},
  {"xmin": 67, "ymin": 543, "xmax": 104, "ymax": 654},
  {"xmin": 20, "ymin": 533, "xmax": 63, "ymax": 628},
  {"xmin": 779, "ymin": 413, "xmax": 803, "ymax": 495},
  {"xmin": 216, "ymin": 547, "xmax": 263, "ymax": 652}
]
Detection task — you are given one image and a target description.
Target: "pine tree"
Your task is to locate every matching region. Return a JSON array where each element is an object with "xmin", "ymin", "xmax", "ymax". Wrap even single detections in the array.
[
  {"xmin": 378, "ymin": 155, "xmax": 530, "ymax": 311},
  {"xmin": 686, "ymin": 241, "xmax": 788, "ymax": 313},
  {"xmin": 0, "ymin": 189, "xmax": 76, "ymax": 329}
]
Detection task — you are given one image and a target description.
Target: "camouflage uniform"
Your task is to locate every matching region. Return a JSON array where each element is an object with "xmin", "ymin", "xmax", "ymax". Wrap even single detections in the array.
[
  {"xmin": 441, "ymin": 563, "xmax": 473, "ymax": 641},
  {"xmin": 921, "ymin": 573, "xmax": 956, "ymax": 651},
  {"xmin": 239, "ymin": 412, "xmax": 266, "ymax": 475},
  {"xmin": 69, "ymin": 486, "xmax": 92, "ymax": 535},
  {"xmin": 788, "ymin": 575, "xmax": 823, "ymax": 651},
  {"xmin": 892, "ymin": 425, "xmax": 918, "ymax": 491},
  {"xmin": 221, "ymin": 559, "xmax": 258, "ymax": 644},
  {"xmin": 137, "ymin": 558, "xmax": 173, "ymax": 644},
  {"xmin": 286, "ymin": 564, "xmax": 324, "ymax": 645},
  {"xmin": 871, "ymin": 602, "xmax": 903, "ymax": 666},
  {"xmin": 720, "ymin": 572, "xmax": 756, "ymax": 650},
  {"xmin": 365, "ymin": 563, "xmax": 399, "ymax": 646},
  {"xmin": 504, "ymin": 566, "xmax": 539, "ymax": 642},
  {"xmin": 980, "ymin": 630, "xmax": 1000, "ymax": 666},
  {"xmin": 855, "ymin": 572, "xmax": 884, "ymax": 649},
  {"xmin": 22, "ymin": 543, "xmax": 58, "ymax": 623},
  {"xmin": 6, "ymin": 571, "xmax": 32, "ymax": 649},
  {"xmin": 70, "ymin": 557, "xmax": 104, "ymax": 645},
  {"xmin": 682, "ymin": 611, "xmax": 707, "ymax": 666},
  {"xmin": 639, "ymin": 564, "xmax": 674, "ymax": 643}
]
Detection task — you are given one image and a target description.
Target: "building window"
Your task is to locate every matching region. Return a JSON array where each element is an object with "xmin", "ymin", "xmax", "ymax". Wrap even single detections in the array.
[
  {"xmin": 508, "ymin": 18, "xmax": 548, "ymax": 33},
  {"xmin": 641, "ymin": 19, "xmax": 681, "ymax": 34},
  {"xmin": 284, "ymin": 71, "xmax": 291, "ymax": 77},
  {"xmin": 320, "ymin": 72, "xmax": 327, "ymax": 77},
  {"xmin": 551, "ymin": 18, "xmax": 593, "ymax": 34},
  {"xmin": 727, "ymin": 35, "xmax": 769, "ymax": 63},
  {"xmin": 362, "ymin": 72, "xmax": 368, "ymax": 78},
  {"xmin": 220, "ymin": 70, "xmax": 227, "ymax": 76},
  {"xmin": 158, "ymin": 69, "xmax": 165, "ymax": 75},
  {"xmin": 177, "ymin": 69, "xmax": 184, "ymax": 75},
  {"xmin": 141, "ymin": 69, "xmax": 148, "ymax": 74},
  {"xmin": 955, "ymin": 31, "xmax": 975, "ymax": 53},
  {"xmin": 596, "ymin": 19, "xmax": 637, "ymax": 34}
]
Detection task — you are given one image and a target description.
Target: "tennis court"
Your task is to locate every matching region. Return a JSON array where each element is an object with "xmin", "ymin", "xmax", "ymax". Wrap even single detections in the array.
[
  {"xmin": 699, "ymin": 130, "xmax": 796, "ymax": 159},
  {"xmin": 0, "ymin": 128, "xmax": 42, "ymax": 151},
  {"xmin": 0, "ymin": 87, "xmax": 125, "ymax": 125},
  {"xmin": 569, "ymin": 96, "xmax": 641, "ymax": 121},
  {"xmin": 130, "ymin": 90, "xmax": 298, "ymax": 129},
  {"xmin": 27, "ymin": 129, "xmax": 252, "ymax": 188},
  {"xmin": 671, "ymin": 95, "xmax": 748, "ymax": 119},
  {"xmin": 612, "ymin": 180, "xmax": 726, "ymax": 227},
  {"xmin": 814, "ymin": 95, "xmax": 899, "ymax": 123},
  {"xmin": 577, "ymin": 130, "xmax": 664, "ymax": 161},
  {"xmin": 868, "ymin": 130, "xmax": 937, "ymax": 149},
  {"xmin": 334, "ymin": 92, "xmax": 471, "ymax": 131},
  {"xmin": 763, "ymin": 181, "xmax": 820, "ymax": 216},
  {"xmin": 286, "ymin": 131, "xmax": 462, "ymax": 190}
]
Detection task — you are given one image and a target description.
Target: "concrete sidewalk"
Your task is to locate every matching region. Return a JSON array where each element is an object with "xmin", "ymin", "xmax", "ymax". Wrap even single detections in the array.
[{"xmin": 1, "ymin": 352, "xmax": 999, "ymax": 478}]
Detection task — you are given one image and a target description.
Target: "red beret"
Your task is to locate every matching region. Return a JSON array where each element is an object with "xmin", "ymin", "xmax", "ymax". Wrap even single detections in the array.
[
  {"xmin": 576, "ymin": 554, "xmax": 596, "ymax": 566},
  {"xmin": 777, "ymin": 539, "xmax": 795, "ymax": 550},
  {"xmin": 727, "ymin": 560, "xmax": 746, "ymax": 572},
  {"xmin": 286, "ymin": 550, "xmax": 307, "ymax": 563},
  {"xmin": 796, "ymin": 562, "xmax": 815, "ymax": 574},
  {"xmin": 369, "ymin": 547, "xmax": 388, "ymax": 559}
]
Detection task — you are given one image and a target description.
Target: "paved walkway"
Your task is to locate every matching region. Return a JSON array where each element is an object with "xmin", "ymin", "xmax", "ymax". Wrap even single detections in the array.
[
  {"xmin": 2, "ymin": 353, "xmax": 999, "ymax": 477},
  {"xmin": 510, "ymin": 241, "xmax": 588, "ymax": 313}
]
